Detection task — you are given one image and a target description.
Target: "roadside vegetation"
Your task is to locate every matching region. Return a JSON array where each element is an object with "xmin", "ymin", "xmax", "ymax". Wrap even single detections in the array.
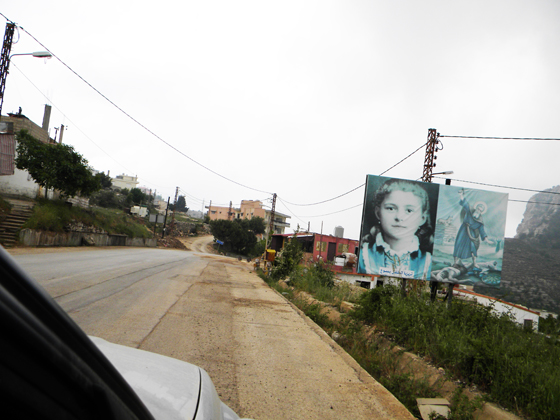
[
  {"xmin": 0, "ymin": 196, "xmax": 11, "ymax": 224},
  {"xmin": 22, "ymin": 199, "xmax": 152, "ymax": 238},
  {"xmin": 209, "ymin": 217, "xmax": 266, "ymax": 257},
  {"xmin": 260, "ymin": 235, "xmax": 559, "ymax": 420}
]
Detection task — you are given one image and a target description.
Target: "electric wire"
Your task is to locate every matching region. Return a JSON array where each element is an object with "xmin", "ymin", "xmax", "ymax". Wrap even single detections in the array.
[
  {"xmin": 13, "ymin": 21, "xmax": 272, "ymax": 196},
  {"xmin": 9, "ymin": 62, "xmax": 138, "ymax": 176},
  {"xmin": 509, "ymin": 199, "xmax": 560, "ymax": 207},
  {"xmin": 281, "ymin": 141, "xmax": 427, "ymax": 207},
  {"xmin": 432, "ymin": 176, "xmax": 560, "ymax": 196},
  {"xmin": 440, "ymin": 135, "xmax": 560, "ymax": 141}
]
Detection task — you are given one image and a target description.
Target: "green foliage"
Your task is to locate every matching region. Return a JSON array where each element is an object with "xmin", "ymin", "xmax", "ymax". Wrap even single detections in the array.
[
  {"xmin": 96, "ymin": 172, "xmax": 113, "ymax": 189},
  {"xmin": 128, "ymin": 188, "xmax": 148, "ymax": 206},
  {"xmin": 250, "ymin": 239, "xmax": 266, "ymax": 258},
  {"xmin": 538, "ymin": 314, "xmax": 560, "ymax": 335},
  {"xmin": 209, "ymin": 217, "xmax": 266, "ymax": 255},
  {"xmin": 15, "ymin": 130, "xmax": 101, "ymax": 197},
  {"xmin": 0, "ymin": 196, "xmax": 11, "ymax": 224},
  {"xmin": 23, "ymin": 199, "xmax": 152, "ymax": 238},
  {"xmin": 247, "ymin": 216, "xmax": 266, "ymax": 235},
  {"xmin": 89, "ymin": 189, "xmax": 122, "ymax": 209},
  {"xmin": 269, "ymin": 234, "xmax": 304, "ymax": 281},
  {"xmin": 175, "ymin": 195, "xmax": 188, "ymax": 212},
  {"xmin": 350, "ymin": 290, "xmax": 560, "ymax": 420}
]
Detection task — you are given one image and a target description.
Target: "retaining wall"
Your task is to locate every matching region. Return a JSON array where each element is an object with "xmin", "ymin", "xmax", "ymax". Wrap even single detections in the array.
[{"xmin": 19, "ymin": 229, "xmax": 156, "ymax": 248}]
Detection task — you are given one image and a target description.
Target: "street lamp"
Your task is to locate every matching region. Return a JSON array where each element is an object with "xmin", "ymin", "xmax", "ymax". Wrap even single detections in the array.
[
  {"xmin": 0, "ymin": 51, "xmax": 53, "ymax": 118},
  {"xmin": 10, "ymin": 51, "xmax": 53, "ymax": 59},
  {"xmin": 432, "ymin": 171, "xmax": 454, "ymax": 176}
]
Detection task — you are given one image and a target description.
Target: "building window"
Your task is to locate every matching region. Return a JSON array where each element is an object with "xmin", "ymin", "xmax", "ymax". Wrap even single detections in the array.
[
  {"xmin": 337, "ymin": 243, "xmax": 349, "ymax": 253},
  {"xmin": 315, "ymin": 241, "xmax": 327, "ymax": 252}
]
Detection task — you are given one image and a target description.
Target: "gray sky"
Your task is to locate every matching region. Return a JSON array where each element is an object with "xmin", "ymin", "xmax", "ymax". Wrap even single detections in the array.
[{"xmin": 2, "ymin": 0, "xmax": 560, "ymax": 240}]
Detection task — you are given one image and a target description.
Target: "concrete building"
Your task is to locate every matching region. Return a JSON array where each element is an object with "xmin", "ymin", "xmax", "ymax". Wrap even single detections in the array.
[
  {"xmin": 112, "ymin": 174, "xmax": 139, "ymax": 190},
  {"xmin": 454, "ymin": 288, "xmax": 540, "ymax": 330},
  {"xmin": 0, "ymin": 107, "xmax": 57, "ymax": 198},
  {"xmin": 206, "ymin": 199, "xmax": 291, "ymax": 235},
  {"xmin": 270, "ymin": 232, "xmax": 359, "ymax": 263}
]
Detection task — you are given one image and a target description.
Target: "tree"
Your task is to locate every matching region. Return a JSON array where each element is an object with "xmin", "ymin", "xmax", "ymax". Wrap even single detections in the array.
[
  {"xmin": 209, "ymin": 217, "xmax": 266, "ymax": 255},
  {"xmin": 96, "ymin": 172, "xmax": 113, "ymax": 189},
  {"xmin": 270, "ymin": 233, "xmax": 304, "ymax": 280},
  {"xmin": 15, "ymin": 130, "xmax": 101, "ymax": 198},
  {"xmin": 176, "ymin": 195, "xmax": 188, "ymax": 212},
  {"xmin": 128, "ymin": 188, "xmax": 146, "ymax": 205}
]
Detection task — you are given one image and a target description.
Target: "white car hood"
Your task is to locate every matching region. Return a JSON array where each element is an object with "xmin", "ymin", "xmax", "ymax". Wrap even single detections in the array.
[{"xmin": 90, "ymin": 336, "xmax": 241, "ymax": 420}]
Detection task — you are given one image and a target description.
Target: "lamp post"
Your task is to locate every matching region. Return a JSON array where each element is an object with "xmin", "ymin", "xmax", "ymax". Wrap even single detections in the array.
[{"xmin": 0, "ymin": 22, "xmax": 52, "ymax": 118}]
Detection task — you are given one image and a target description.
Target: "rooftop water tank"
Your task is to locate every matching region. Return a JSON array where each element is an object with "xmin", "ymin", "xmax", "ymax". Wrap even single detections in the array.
[{"xmin": 334, "ymin": 226, "xmax": 344, "ymax": 238}]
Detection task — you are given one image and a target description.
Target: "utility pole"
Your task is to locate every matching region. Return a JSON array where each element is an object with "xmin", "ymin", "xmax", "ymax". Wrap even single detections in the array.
[
  {"xmin": 171, "ymin": 186, "xmax": 179, "ymax": 223},
  {"xmin": 265, "ymin": 193, "xmax": 277, "ymax": 249},
  {"xmin": 422, "ymin": 128, "xmax": 439, "ymax": 183},
  {"xmin": 162, "ymin": 197, "xmax": 170, "ymax": 239},
  {"xmin": 422, "ymin": 128, "xmax": 453, "ymax": 303},
  {"xmin": 423, "ymin": 128, "xmax": 440, "ymax": 300},
  {"xmin": 228, "ymin": 201, "xmax": 233, "ymax": 221},
  {"xmin": 0, "ymin": 22, "xmax": 15, "ymax": 118}
]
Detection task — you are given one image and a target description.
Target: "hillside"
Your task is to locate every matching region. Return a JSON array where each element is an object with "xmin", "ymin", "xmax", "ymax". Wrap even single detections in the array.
[
  {"xmin": 473, "ymin": 185, "xmax": 560, "ymax": 312},
  {"xmin": 474, "ymin": 238, "xmax": 560, "ymax": 313}
]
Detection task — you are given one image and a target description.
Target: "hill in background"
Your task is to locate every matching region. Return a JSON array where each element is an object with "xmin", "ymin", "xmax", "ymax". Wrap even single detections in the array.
[{"xmin": 474, "ymin": 185, "xmax": 560, "ymax": 313}]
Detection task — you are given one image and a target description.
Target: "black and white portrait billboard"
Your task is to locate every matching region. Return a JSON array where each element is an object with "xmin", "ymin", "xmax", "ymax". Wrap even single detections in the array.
[{"xmin": 358, "ymin": 175, "xmax": 508, "ymax": 286}]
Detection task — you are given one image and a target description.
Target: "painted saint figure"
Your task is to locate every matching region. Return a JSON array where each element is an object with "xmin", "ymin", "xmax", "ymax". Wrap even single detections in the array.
[
  {"xmin": 453, "ymin": 189, "xmax": 492, "ymax": 268},
  {"xmin": 358, "ymin": 179, "xmax": 433, "ymax": 279}
]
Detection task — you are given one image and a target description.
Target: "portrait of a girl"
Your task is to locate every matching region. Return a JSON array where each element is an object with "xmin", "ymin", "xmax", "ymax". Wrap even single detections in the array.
[{"xmin": 358, "ymin": 178, "xmax": 435, "ymax": 280}]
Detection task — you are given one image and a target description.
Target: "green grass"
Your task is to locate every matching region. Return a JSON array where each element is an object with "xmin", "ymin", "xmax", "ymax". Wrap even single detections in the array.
[
  {"xmin": 350, "ymin": 287, "xmax": 560, "ymax": 420},
  {"xmin": 22, "ymin": 199, "xmax": 152, "ymax": 238},
  {"xmin": 261, "ymin": 256, "xmax": 552, "ymax": 419},
  {"xmin": 0, "ymin": 196, "xmax": 12, "ymax": 224}
]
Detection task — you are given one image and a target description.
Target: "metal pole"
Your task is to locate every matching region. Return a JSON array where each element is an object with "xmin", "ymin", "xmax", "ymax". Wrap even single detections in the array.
[
  {"xmin": 0, "ymin": 22, "xmax": 15, "ymax": 118},
  {"xmin": 162, "ymin": 197, "xmax": 170, "ymax": 239},
  {"xmin": 447, "ymin": 283, "xmax": 454, "ymax": 308}
]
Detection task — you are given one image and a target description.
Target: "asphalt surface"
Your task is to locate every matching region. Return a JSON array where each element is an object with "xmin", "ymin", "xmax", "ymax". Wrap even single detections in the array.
[{"xmin": 10, "ymin": 238, "xmax": 414, "ymax": 420}]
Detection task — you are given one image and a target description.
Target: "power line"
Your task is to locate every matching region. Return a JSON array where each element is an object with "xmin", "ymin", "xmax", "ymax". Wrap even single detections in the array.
[
  {"xmin": 297, "ymin": 203, "xmax": 363, "ymax": 218},
  {"xmin": 440, "ymin": 135, "xmax": 560, "ymax": 141},
  {"xmin": 281, "ymin": 141, "xmax": 427, "ymax": 207},
  {"xmin": 432, "ymin": 176, "xmax": 560, "ymax": 196},
  {"xmin": 9, "ymin": 62, "xmax": 138, "ymax": 175},
  {"xmin": 13, "ymin": 21, "xmax": 272, "ymax": 196},
  {"xmin": 509, "ymin": 199, "xmax": 560, "ymax": 207}
]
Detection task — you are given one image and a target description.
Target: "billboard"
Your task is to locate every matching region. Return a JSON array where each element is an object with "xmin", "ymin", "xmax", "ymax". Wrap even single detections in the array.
[{"xmin": 357, "ymin": 175, "xmax": 508, "ymax": 286}]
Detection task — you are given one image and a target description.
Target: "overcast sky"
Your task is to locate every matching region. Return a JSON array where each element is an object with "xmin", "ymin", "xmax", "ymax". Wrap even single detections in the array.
[{"xmin": 2, "ymin": 1, "xmax": 560, "ymax": 240}]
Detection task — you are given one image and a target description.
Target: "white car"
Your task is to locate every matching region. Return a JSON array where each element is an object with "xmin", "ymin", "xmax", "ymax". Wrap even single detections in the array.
[{"xmin": 0, "ymin": 246, "xmax": 248, "ymax": 420}]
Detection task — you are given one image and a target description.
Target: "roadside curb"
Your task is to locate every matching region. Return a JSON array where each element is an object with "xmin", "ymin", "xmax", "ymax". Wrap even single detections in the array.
[{"xmin": 261, "ymin": 277, "xmax": 416, "ymax": 419}]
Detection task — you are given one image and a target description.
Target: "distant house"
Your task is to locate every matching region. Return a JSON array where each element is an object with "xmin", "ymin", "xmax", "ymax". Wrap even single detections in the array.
[
  {"xmin": 206, "ymin": 199, "xmax": 291, "ymax": 235},
  {"xmin": 0, "ymin": 106, "xmax": 57, "ymax": 199},
  {"xmin": 454, "ymin": 288, "xmax": 540, "ymax": 330},
  {"xmin": 112, "ymin": 174, "xmax": 139, "ymax": 190}
]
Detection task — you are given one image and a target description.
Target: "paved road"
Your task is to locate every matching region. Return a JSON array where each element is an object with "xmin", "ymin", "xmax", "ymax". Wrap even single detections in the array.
[{"xmin": 11, "ymin": 243, "xmax": 413, "ymax": 420}]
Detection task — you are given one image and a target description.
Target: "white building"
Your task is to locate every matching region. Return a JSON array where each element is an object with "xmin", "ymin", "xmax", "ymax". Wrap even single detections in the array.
[
  {"xmin": 0, "ymin": 108, "xmax": 58, "ymax": 199},
  {"xmin": 112, "ymin": 174, "xmax": 139, "ymax": 190},
  {"xmin": 454, "ymin": 288, "xmax": 540, "ymax": 330}
]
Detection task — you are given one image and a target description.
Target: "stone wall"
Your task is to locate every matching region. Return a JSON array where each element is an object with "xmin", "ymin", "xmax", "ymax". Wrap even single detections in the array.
[{"xmin": 19, "ymin": 229, "xmax": 156, "ymax": 248}]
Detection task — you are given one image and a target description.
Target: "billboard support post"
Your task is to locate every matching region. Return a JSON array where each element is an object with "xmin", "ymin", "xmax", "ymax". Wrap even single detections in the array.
[{"xmin": 446, "ymin": 283, "xmax": 454, "ymax": 308}]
